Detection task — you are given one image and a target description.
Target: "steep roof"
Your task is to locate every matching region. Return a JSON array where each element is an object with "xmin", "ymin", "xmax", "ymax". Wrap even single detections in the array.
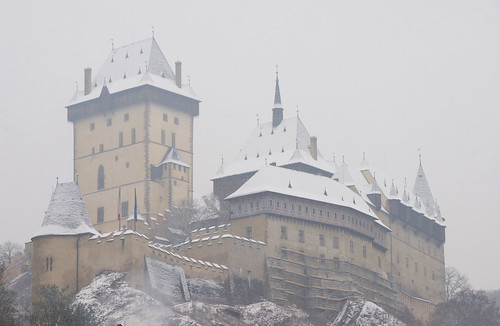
[
  {"xmin": 413, "ymin": 161, "xmax": 439, "ymax": 218},
  {"xmin": 32, "ymin": 182, "xmax": 98, "ymax": 239},
  {"xmin": 68, "ymin": 38, "xmax": 198, "ymax": 106},
  {"xmin": 157, "ymin": 147, "xmax": 190, "ymax": 168},
  {"xmin": 226, "ymin": 165, "xmax": 380, "ymax": 222},
  {"xmin": 213, "ymin": 116, "xmax": 334, "ymax": 179}
]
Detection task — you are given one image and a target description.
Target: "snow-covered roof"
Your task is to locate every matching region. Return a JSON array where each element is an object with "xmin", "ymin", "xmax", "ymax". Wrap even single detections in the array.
[
  {"xmin": 226, "ymin": 165, "xmax": 379, "ymax": 220},
  {"xmin": 68, "ymin": 38, "xmax": 198, "ymax": 106},
  {"xmin": 334, "ymin": 158, "xmax": 443, "ymax": 223},
  {"xmin": 33, "ymin": 182, "xmax": 99, "ymax": 239},
  {"xmin": 127, "ymin": 211, "xmax": 145, "ymax": 221},
  {"xmin": 214, "ymin": 116, "xmax": 334, "ymax": 179},
  {"xmin": 156, "ymin": 146, "xmax": 190, "ymax": 168}
]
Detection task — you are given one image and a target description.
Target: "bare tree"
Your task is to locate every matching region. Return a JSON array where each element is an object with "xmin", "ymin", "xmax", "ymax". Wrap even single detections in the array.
[
  {"xmin": 445, "ymin": 266, "xmax": 470, "ymax": 301},
  {"xmin": 200, "ymin": 193, "xmax": 231, "ymax": 222},
  {"xmin": 0, "ymin": 241, "xmax": 23, "ymax": 264}
]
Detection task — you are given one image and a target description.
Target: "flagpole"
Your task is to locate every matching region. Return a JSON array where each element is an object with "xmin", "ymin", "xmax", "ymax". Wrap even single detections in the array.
[
  {"xmin": 117, "ymin": 187, "xmax": 122, "ymax": 231},
  {"xmin": 134, "ymin": 188, "xmax": 137, "ymax": 232}
]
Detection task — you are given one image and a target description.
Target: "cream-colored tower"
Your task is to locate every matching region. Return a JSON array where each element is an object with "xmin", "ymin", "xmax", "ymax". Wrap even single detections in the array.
[{"xmin": 66, "ymin": 38, "xmax": 199, "ymax": 233}]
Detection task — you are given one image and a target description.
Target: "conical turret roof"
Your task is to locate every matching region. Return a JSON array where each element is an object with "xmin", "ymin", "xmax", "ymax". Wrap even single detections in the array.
[{"xmin": 33, "ymin": 182, "xmax": 98, "ymax": 239}]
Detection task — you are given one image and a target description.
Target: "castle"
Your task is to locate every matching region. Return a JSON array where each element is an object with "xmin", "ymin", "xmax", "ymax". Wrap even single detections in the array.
[{"xmin": 30, "ymin": 37, "xmax": 446, "ymax": 324}]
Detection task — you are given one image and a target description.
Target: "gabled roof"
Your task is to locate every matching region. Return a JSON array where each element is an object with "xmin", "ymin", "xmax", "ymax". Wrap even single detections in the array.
[
  {"xmin": 213, "ymin": 116, "xmax": 334, "ymax": 179},
  {"xmin": 226, "ymin": 165, "xmax": 379, "ymax": 221},
  {"xmin": 157, "ymin": 147, "xmax": 190, "ymax": 168},
  {"xmin": 32, "ymin": 182, "xmax": 98, "ymax": 239},
  {"xmin": 68, "ymin": 38, "xmax": 198, "ymax": 106}
]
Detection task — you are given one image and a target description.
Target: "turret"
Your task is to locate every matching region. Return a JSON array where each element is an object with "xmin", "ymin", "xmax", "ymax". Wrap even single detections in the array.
[{"xmin": 272, "ymin": 70, "xmax": 283, "ymax": 127}]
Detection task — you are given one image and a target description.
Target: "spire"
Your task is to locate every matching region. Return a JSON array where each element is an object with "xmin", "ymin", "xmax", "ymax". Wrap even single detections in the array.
[
  {"xmin": 274, "ymin": 67, "xmax": 282, "ymax": 106},
  {"xmin": 272, "ymin": 66, "xmax": 284, "ymax": 127},
  {"xmin": 413, "ymin": 154, "xmax": 437, "ymax": 217}
]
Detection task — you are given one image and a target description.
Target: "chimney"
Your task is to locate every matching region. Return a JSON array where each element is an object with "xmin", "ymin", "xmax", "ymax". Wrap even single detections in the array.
[
  {"xmin": 310, "ymin": 136, "xmax": 318, "ymax": 160},
  {"xmin": 84, "ymin": 67, "xmax": 92, "ymax": 95},
  {"xmin": 175, "ymin": 61, "xmax": 182, "ymax": 88}
]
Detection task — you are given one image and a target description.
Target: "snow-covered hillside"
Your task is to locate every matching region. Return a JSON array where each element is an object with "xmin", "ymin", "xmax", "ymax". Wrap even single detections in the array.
[{"xmin": 74, "ymin": 272, "xmax": 407, "ymax": 326}]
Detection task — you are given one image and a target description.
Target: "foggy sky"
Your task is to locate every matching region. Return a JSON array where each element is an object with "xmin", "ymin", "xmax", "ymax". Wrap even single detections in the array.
[{"xmin": 0, "ymin": 1, "xmax": 498, "ymax": 290}]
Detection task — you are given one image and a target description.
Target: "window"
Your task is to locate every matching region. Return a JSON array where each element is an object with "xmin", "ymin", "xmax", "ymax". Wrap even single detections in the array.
[
  {"xmin": 298, "ymin": 230, "xmax": 304, "ymax": 243},
  {"xmin": 124, "ymin": 113, "xmax": 129, "ymax": 121},
  {"xmin": 333, "ymin": 236, "xmax": 339, "ymax": 249},
  {"xmin": 283, "ymin": 202, "xmax": 287, "ymax": 209},
  {"xmin": 305, "ymin": 207, "xmax": 308, "ymax": 213},
  {"xmin": 92, "ymin": 147, "xmax": 95, "ymax": 155},
  {"xmin": 415, "ymin": 262, "xmax": 418, "ymax": 273},
  {"xmin": 298, "ymin": 205, "xmax": 301, "ymax": 212},
  {"xmin": 406, "ymin": 257, "xmax": 409, "ymax": 268},
  {"xmin": 276, "ymin": 201, "xmax": 280, "ymax": 208},
  {"xmin": 90, "ymin": 122, "xmax": 95, "ymax": 131},
  {"xmin": 45, "ymin": 258, "xmax": 49, "ymax": 271},
  {"xmin": 320, "ymin": 210, "xmax": 322, "ymax": 216},
  {"xmin": 121, "ymin": 201, "xmax": 129, "ymax": 219},
  {"xmin": 349, "ymin": 240, "xmax": 354, "ymax": 253},
  {"xmin": 172, "ymin": 132, "xmax": 176, "ymax": 147},
  {"xmin": 320, "ymin": 254, "xmax": 325, "ymax": 265},
  {"xmin": 319, "ymin": 234, "xmax": 325, "ymax": 246},
  {"xmin": 281, "ymin": 226, "xmax": 287, "ymax": 240},
  {"xmin": 312, "ymin": 208, "xmax": 316, "ymax": 214},
  {"xmin": 97, "ymin": 207, "xmax": 104, "ymax": 223},
  {"xmin": 174, "ymin": 117, "xmax": 179, "ymax": 125},
  {"xmin": 396, "ymin": 253, "xmax": 400, "ymax": 264},
  {"xmin": 163, "ymin": 113, "xmax": 168, "ymax": 121},
  {"xmin": 107, "ymin": 118, "xmax": 112, "ymax": 126},
  {"xmin": 363, "ymin": 245, "xmax": 367, "ymax": 258},
  {"xmin": 250, "ymin": 202, "xmax": 253, "ymax": 209},
  {"xmin": 432, "ymin": 271, "xmax": 435, "ymax": 280},
  {"xmin": 281, "ymin": 248, "xmax": 288, "ymax": 259},
  {"xmin": 50, "ymin": 257, "xmax": 53, "ymax": 271},
  {"xmin": 131, "ymin": 128, "xmax": 136, "ymax": 143},
  {"xmin": 269, "ymin": 200, "xmax": 273, "ymax": 206},
  {"xmin": 246, "ymin": 226, "xmax": 252, "ymax": 239},
  {"xmin": 161, "ymin": 129, "xmax": 165, "ymax": 144},
  {"xmin": 97, "ymin": 165, "xmax": 105, "ymax": 190},
  {"xmin": 99, "ymin": 144, "xmax": 104, "ymax": 152},
  {"xmin": 119, "ymin": 132, "xmax": 123, "ymax": 147}
]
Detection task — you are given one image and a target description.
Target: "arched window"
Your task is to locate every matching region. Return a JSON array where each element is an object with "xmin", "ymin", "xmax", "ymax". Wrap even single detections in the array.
[{"xmin": 98, "ymin": 165, "xmax": 105, "ymax": 190}]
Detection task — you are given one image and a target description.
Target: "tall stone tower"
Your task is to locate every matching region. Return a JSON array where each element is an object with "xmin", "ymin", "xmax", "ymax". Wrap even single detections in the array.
[{"xmin": 66, "ymin": 37, "xmax": 199, "ymax": 233}]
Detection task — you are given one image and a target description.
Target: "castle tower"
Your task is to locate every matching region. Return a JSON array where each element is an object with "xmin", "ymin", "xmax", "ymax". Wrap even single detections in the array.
[
  {"xmin": 66, "ymin": 38, "xmax": 200, "ymax": 233},
  {"xmin": 31, "ymin": 182, "xmax": 98, "ymax": 302}
]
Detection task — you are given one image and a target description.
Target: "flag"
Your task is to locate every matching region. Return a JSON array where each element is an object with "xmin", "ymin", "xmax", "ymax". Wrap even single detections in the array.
[
  {"xmin": 117, "ymin": 188, "xmax": 121, "ymax": 221},
  {"xmin": 134, "ymin": 188, "xmax": 138, "ymax": 222}
]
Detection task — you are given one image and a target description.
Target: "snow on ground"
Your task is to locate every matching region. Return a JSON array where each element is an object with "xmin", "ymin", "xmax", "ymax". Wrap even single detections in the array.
[
  {"xmin": 329, "ymin": 299, "xmax": 406, "ymax": 326},
  {"xmin": 73, "ymin": 272, "xmax": 407, "ymax": 326},
  {"xmin": 75, "ymin": 272, "xmax": 173, "ymax": 326}
]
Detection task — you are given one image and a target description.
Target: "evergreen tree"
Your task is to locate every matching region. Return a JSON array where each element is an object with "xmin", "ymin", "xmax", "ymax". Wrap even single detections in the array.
[
  {"xmin": 31, "ymin": 285, "xmax": 101, "ymax": 326},
  {"xmin": 0, "ymin": 263, "xmax": 18, "ymax": 326}
]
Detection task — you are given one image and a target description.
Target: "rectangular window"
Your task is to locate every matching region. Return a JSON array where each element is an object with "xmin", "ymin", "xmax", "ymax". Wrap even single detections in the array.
[
  {"xmin": 124, "ymin": 113, "xmax": 129, "ymax": 121},
  {"xmin": 97, "ymin": 207, "xmax": 104, "ymax": 223},
  {"xmin": 305, "ymin": 207, "xmax": 308, "ymax": 213},
  {"xmin": 277, "ymin": 201, "xmax": 280, "ymax": 208},
  {"xmin": 281, "ymin": 226, "xmax": 287, "ymax": 240},
  {"xmin": 90, "ymin": 122, "xmax": 95, "ymax": 131},
  {"xmin": 50, "ymin": 257, "xmax": 53, "ymax": 271},
  {"xmin": 107, "ymin": 118, "xmax": 112, "ymax": 126},
  {"xmin": 281, "ymin": 248, "xmax": 288, "ymax": 259},
  {"xmin": 174, "ymin": 117, "xmax": 179, "ymax": 125},
  {"xmin": 119, "ymin": 132, "xmax": 123, "ymax": 147},
  {"xmin": 172, "ymin": 132, "xmax": 176, "ymax": 147},
  {"xmin": 131, "ymin": 128, "xmax": 136, "ymax": 143},
  {"xmin": 246, "ymin": 226, "xmax": 252, "ymax": 239},
  {"xmin": 121, "ymin": 201, "xmax": 129, "ymax": 219},
  {"xmin": 99, "ymin": 144, "xmax": 104, "ymax": 152},
  {"xmin": 161, "ymin": 129, "xmax": 165, "ymax": 144},
  {"xmin": 283, "ymin": 202, "xmax": 287, "ymax": 209},
  {"xmin": 319, "ymin": 234, "xmax": 325, "ymax": 246},
  {"xmin": 333, "ymin": 236, "xmax": 339, "ymax": 249},
  {"xmin": 298, "ymin": 230, "xmax": 304, "ymax": 243},
  {"xmin": 269, "ymin": 200, "xmax": 273, "ymax": 206},
  {"xmin": 298, "ymin": 205, "xmax": 301, "ymax": 212},
  {"xmin": 45, "ymin": 257, "xmax": 49, "ymax": 271},
  {"xmin": 320, "ymin": 254, "xmax": 325, "ymax": 265},
  {"xmin": 163, "ymin": 113, "xmax": 168, "ymax": 121}
]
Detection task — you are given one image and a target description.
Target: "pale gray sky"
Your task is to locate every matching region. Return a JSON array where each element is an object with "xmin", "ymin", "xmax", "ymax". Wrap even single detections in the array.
[{"xmin": 0, "ymin": 1, "xmax": 499, "ymax": 290}]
